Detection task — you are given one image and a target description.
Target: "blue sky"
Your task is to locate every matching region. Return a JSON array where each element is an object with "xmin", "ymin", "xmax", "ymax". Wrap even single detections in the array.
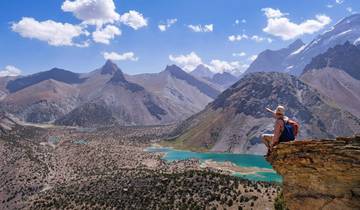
[{"xmin": 0, "ymin": 0, "xmax": 358, "ymax": 76}]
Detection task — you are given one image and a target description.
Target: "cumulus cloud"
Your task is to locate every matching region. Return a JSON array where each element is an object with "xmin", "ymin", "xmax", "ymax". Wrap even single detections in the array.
[
  {"xmin": 158, "ymin": 18, "xmax": 177, "ymax": 32},
  {"xmin": 232, "ymin": 52, "xmax": 246, "ymax": 57},
  {"xmin": 11, "ymin": 17, "xmax": 89, "ymax": 47},
  {"xmin": 62, "ymin": 0, "xmax": 147, "ymax": 29},
  {"xmin": 169, "ymin": 52, "xmax": 249, "ymax": 74},
  {"xmin": 209, "ymin": 60, "xmax": 241, "ymax": 73},
  {"xmin": 208, "ymin": 60, "xmax": 249, "ymax": 75},
  {"xmin": 188, "ymin": 24, "xmax": 213, "ymax": 32},
  {"xmin": 0, "ymin": 65, "xmax": 22, "ymax": 77},
  {"xmin": 262, "ymin": 8, "xmax": 331, "ymax": 40},
  {"xmin": 119, "ymin": 10, "xmax": 148, "ymax": 30},
  {"xmin": 61, "ymin": 0, "xmax": 120, "ymax": 26},
  {"xmin": 169, "ymin": 52, "xmax": 203, "ymax": 71},
  {"xmin": 92, "ymin": 25, "xmax": 121, "ymax": 44},
  {"xmin": 228, "ymin": 34, "xmax": 248, "ymax": 42},
  {"xmin": 103, "ymin": 51, "xmax": 138, "ymax": 61}
]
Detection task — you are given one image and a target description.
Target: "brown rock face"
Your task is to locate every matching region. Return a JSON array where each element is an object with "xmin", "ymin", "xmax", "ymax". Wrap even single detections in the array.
[{"xmin": 267, "ymin": 136, "xmax": 360, "ymax": 210}]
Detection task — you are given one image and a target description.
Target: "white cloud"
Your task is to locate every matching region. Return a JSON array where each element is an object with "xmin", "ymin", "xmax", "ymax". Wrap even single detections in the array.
[
  {"xmin": 242, "ymin": 19, "xmax": 247, "ymax": 23},
  {"xmin": 262, "ymin": 8, "xmax": 331, "ymax": 40},
  {"xmin": 11, "ymin": 17, "xmax": 89, "ymax": 47},
  {"xmin": 120, "ymin": 10, "xmax": 148, "ymax": 30},
  {"xmin": 235, "ymin": 19, "xmax": 240, "ymax": 24},
  {"xmin": 347, "ymin": 7, "xmax": 353, "ymax": 13},
  {"xmin": 168, "ymin": 52, "xmax": 248, "ymax": 74},
  {"xmin": 169, "ymin": 52, "xmax": 203, "ymax": 71},
  {"xmin": 262, "ymin": 8, "xmax": 287, "ymax": 18},
  {"xmin": 249, "ymin": 55, "xmax": 258, "ymax": 61},
  {"xmin": 0, "ymin": 65, "xmax": 22, "ymax": 77},
  {"xmin": 188, "ymin": 24, "xmax": 213, "ymax": 32},
  {"xmin": 228, "ymin": 34, "xmax": 248, "ymax": 41},
  {"xmin": 103, "ymin": 51, "xmax": 138, "ymax": 61},
  {"xmin": 209, "ymin": 60, "xmax": 241, "ymax": 73},
  {"xmin": 208, "ymin": 60, "xmax": 249, "ymax": 74},
  {"xmin": 229, "ymin": 34, "xmax": 271, "ymax": 43},
  {"xmin": 251, "ymin": 35, "xmax": 264, "ymax": 42},
  {"xmin": 327, "ymin": 4, "xmax": 334, "ymax": 8},
  {"xmin": 335, "ymin": 0, "xmax": 344, "ymax": 4},
  {"xmin": 61, "ymin": 0, "xmax": 120, "ymax": 26},
  {"xmin": 158, "ymin": 18, "xmax": 177, "ymax": 32},
  {"xmin": 232, "ymin": 52, "xmax": 246, "ymax": 57},
  {"xmin": 92, "ymin": 25, "xmax": 121, "ymax": 44}
]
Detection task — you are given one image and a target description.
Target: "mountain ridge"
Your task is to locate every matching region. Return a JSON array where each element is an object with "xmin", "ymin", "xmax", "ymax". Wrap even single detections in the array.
[
  {"xmin": 245, "ymin": 14, "xmax": 360, "ymax": 75},
  {"xmin": 163, "ymin": 72, "xmax": 360, "ymax": 154}
]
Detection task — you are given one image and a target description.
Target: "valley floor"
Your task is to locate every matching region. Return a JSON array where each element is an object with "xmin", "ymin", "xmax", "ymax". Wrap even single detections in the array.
[{"xmin": 0, "ymin": 124, "xmax": 280, "ymax": 209}]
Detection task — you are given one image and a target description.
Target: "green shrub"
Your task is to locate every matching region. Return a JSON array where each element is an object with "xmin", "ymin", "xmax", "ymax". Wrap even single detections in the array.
[{"xmin": 274, "ymin": 190, "xmax": 287, "ymax": 210}]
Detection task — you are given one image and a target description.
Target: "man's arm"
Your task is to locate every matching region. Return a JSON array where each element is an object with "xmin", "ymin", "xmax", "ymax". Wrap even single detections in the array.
[{"xmin": 271, "ymin": 120, "xmax": 282, "ymax": 147}]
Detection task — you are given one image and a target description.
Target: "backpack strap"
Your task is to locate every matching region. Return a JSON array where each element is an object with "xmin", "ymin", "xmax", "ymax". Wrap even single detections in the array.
[{"xmin": 278, "ymin": 118, "xmax": 285, "ymax": 132}]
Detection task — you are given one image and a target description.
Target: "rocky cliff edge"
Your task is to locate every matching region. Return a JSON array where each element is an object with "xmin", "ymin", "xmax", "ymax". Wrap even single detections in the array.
[{"xmin": 267, "ymin": 136, "xmax": 360, "ymax": 210}]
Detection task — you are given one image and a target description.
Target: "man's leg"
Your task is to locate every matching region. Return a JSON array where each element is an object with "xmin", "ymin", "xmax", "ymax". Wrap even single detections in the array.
[{"xmin": 261, "ymin": 134, "xmax": 273, "ymax": 149}]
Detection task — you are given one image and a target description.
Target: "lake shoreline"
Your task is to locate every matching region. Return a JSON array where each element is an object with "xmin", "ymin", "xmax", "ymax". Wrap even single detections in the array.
[{"xmin": 145, "ymin": 145, "xmax": 282, "ymax": 183}]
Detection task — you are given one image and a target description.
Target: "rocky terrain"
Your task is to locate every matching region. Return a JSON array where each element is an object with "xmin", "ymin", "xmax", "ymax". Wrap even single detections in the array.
[
  {"xmin": 301, "ymin": 42, "xmax": 360, "ymax": 118},
  {"xmin": 245, "ymin": 14, "xmax": 360, "ymax": 75},
  {"xmin": 267, "ymin": 136, "xmax": 360, "ymax": 210},
  {"xmin": 163, "ymin": 72, "xmax": 360, "ymax": 154},
  {"xmin": 301, "ymin": 68, "xmax": 360, "ymax": 118},
  {"xmin": 0, "ymin": 121, "xmax": 279, "ymax": 209}
]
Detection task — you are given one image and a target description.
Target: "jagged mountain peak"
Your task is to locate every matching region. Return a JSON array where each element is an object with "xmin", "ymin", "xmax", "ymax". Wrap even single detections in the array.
[
  {"xmin": 164, "ymin": 64, "xmax": 184, "ymax": 74},
  {"xmin": 287, "ymin": 39, "xmax": 305, "ymax": 51},
  {"xmin": 101, "ymin": 60, "xmax": 121, "ymax": 75},
  {"xmin": 190, "ymin": 64, "xmax": 215, "ymax": 79},
  {"xmin": 108, "ymin": 68, "xmax": 127, "ymax": 83}
]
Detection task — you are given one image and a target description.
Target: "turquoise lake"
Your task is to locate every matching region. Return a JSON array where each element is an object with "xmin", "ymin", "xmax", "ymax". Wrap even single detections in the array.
[{"xmin": 145, "ymin": 147, "xmax": 282, "ymax": 183}]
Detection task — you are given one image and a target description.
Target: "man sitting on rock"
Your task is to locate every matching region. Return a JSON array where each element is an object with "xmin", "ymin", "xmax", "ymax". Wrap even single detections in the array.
[{"xmin": 261, "ymin": 105, "xmax": 298, "ymax": 155}]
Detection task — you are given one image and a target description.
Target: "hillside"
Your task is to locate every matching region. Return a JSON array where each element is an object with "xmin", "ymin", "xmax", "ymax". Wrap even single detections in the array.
[
  {"xmin": 164, "ymin": 72, "xmax": 360, "ymax": 154},
  {"xmin": 301, "ymin": 68, "xmax": 360, "ymax": 118},
  {"xmin": 301, "ymin": 42, "xmax": 360, "ymax": 118},
  {"xmin": 302, "ymin": 41, "xmax": 360, "ymax": 80}
]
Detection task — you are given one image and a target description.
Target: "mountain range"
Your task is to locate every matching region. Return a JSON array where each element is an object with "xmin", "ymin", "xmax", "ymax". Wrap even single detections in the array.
[
  {"xmin": 0, "ymin": 61, "xmax": 222, "ymax": 126},
  {"xmin": 165, "ymin": 72, "xmax": 360, "ymax": 154},
  {"xmin": 190, "ymin": 64, "xmax": 239, "ymax": 89},
  {"xmin": 245, "ymin": 14, "xmax": 360, "ymax": 76}
]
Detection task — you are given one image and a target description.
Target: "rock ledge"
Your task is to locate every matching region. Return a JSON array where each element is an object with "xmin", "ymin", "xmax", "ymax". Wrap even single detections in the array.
[{"xmin": 267, "ymin": 136, "xmax": 360, "ymax": 210}]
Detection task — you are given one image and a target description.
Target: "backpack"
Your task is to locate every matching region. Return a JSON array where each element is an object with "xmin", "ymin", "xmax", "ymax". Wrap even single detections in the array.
[
  {"xmin": 279, "ymin": 119, "xmax": 300, "ymax": 142},
  {"xmin": 287, "ymin": 119, "xmax": 299, "ymax": 137}
]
